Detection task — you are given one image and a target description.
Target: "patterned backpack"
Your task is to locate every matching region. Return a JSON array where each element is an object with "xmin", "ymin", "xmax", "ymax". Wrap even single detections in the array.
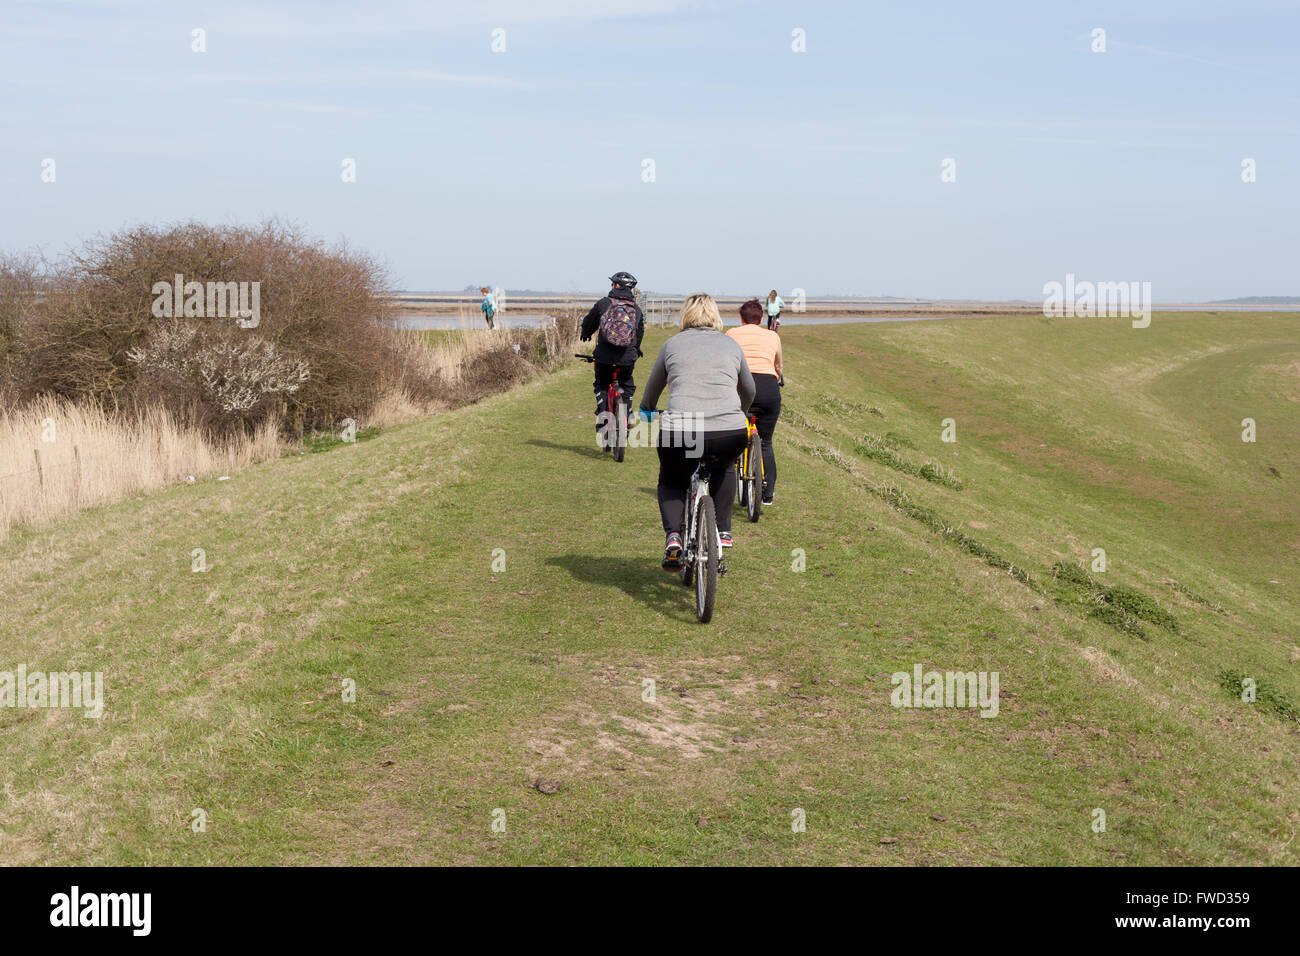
[{"xmin": 599, "ymin": 299, "xmax": 638, "ymax": 348}]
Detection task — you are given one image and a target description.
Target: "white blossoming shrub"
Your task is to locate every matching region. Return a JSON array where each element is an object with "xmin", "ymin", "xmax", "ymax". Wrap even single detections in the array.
[{"xmin": 128, "ymin": 323, "xmax": 309, "ymax": 429}]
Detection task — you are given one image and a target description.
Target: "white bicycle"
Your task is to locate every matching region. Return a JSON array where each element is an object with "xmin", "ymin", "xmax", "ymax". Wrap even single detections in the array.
[{"xmin": 679, "ymin": 456, "xmax": 727, "ymax": 623}]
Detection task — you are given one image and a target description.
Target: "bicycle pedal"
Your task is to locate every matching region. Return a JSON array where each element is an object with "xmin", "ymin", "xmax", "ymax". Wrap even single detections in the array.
[{"xmin": 718, "ymin": 560, "xmax": 728, "ymax": 577}]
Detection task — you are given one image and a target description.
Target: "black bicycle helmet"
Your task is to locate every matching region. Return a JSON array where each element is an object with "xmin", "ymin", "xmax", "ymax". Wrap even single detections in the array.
[{"xmin": 609, "ymin": 271, "xmax": 638, "ymax": 288}]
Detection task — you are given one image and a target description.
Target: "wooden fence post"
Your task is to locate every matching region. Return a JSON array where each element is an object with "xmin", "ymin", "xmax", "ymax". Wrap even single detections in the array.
[{"xmin": 33, "ymin": 448, "xmax": 43, "ymax": 488}]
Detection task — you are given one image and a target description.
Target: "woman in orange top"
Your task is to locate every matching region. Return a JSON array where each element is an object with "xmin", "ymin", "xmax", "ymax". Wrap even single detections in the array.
[{"xmin": 726, "ymin": 299, "xmax": 784, "ymax": 504}]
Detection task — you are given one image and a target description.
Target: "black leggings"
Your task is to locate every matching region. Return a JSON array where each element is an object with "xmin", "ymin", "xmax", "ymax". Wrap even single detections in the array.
[
  {"xmin": 593, "ymin": 362, "xmax": 636, "ymax": 398},
  {"xmin": 656, "ymin": 428, "xmax": 748, "ymax": 535},
  {"xmin": 749, "ymin": 373, "xmax": 781, "ymax": 497}
]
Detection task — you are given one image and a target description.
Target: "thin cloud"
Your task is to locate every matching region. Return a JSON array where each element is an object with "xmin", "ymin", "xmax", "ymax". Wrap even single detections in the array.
[
  {"xmin": 1108, "ymin": 38, "xmax": 1297, "ymax": 84},
  {"xmin": 397, "ymin": 70, "xmax": 529, "ymax": 89},
  {"xmin": 225, "ymin": 98, "xmax": 375, "ymax": 116}
]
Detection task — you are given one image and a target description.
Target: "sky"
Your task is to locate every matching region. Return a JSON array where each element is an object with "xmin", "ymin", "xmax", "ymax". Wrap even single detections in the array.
[{"xmin": 2, "ymin": 0, "xmax": 1298, "ymax": 299}]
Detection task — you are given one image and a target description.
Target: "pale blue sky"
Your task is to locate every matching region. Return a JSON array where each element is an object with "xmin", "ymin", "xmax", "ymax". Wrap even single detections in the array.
[{"xmin": 3, "ymin": 0, "xmax": 1297, "ymax": 298}]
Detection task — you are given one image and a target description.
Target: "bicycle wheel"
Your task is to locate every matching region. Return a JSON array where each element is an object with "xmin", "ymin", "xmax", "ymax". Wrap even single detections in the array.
[
  {"xmin": 736, "ymin": 456, "xmax": 748, "ymax": 509},
  {"xmin": 694, "ymin": 496, "xmax": 718, "ymax": 622},
  {"xmin": 613, "ymin": 398, "xmax": 627, "ymax": 462},
  {"xmin": 746, "ymin": 436, "xmax": 763, "ymax": 523}
]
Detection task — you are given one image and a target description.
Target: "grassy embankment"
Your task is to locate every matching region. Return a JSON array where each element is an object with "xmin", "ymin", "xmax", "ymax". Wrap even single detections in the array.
[{"xmin": 1, "ymin": 312, "xmax": 1296, "ymax": 864}]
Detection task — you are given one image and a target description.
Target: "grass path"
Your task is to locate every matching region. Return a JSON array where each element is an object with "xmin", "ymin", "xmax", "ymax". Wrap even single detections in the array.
[{"xmin": 1, "ymin": 313, "xmax": 1296, "ymax": 864}]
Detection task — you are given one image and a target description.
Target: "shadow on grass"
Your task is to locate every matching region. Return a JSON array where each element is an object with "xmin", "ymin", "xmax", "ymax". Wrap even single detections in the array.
[
  {"xmin": 545, "ymin": 553, "xmax": 699, "ymax": 622},
  {"xmin": 525, "ymin": 438, "xmax": 607, "ymax": 461}
]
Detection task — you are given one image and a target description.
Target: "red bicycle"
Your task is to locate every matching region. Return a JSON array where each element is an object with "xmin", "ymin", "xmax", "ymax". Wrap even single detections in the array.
[{"xmin": 575, "ymin": 353, "xmax": 630, "ymax": 462}]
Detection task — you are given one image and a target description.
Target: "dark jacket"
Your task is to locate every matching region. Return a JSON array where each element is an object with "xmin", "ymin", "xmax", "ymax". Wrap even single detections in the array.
[{"xmin": 580, "ymin": 286, "xmax": 645, "ymax": 366}]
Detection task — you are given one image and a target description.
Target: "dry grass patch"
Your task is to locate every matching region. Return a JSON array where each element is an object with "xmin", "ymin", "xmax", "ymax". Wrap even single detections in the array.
[
  {"xmin": 520, "ymin": 657, "xmax": 790, "ymax": 778},
  {"xmin": 0, "ymin": 396, "xmax": 281, "ymax": 538}
]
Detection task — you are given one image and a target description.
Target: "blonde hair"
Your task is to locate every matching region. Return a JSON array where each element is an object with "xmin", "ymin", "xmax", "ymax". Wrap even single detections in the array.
[{"xmin": 680, "ymin": 293, "xmax": 723, "ymax": 332}]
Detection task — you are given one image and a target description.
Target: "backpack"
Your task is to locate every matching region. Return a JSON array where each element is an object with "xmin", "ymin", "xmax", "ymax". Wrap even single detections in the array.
[{"xmin": 599, "ymin": 299, "xmax": 638, "ymax": 348}]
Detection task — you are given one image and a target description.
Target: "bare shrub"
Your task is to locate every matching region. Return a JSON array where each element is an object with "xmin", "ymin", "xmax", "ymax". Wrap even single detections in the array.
[
  {"xmin": 8, "ymin": 220, "xmax": 408, "ymax": 433},
  {"xmin": 127, "ymin": 322, "xmax": 309, "ymax": 432},
  {"xmin": 0, "ymin": 253, "xmax": 43, "ymax": 399}
]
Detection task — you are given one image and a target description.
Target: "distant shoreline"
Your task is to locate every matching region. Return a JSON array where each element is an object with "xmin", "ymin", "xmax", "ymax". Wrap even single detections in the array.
[
  {"xmin": 396, "ymin": 307, "xmax": 1300, "ymax": 330},
  {"xmin": 388, "ymin": 293, "xmax": 1300, "ymax": 319}
]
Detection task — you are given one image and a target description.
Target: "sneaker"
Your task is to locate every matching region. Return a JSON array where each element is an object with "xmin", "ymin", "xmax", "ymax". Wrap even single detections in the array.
[
  {"xmin": 662, "ymin": 533, "xmax": 683, "ymax": 570},
  {"xmin": 762, "ymin": 493, "xmax": 775, "ymax": 506},
  {"xmin": 719, "ymin": 532, "xmax": 733, "ymax": 548}
]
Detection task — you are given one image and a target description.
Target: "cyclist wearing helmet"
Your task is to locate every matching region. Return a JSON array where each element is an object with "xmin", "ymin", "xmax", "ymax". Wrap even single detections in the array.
[{"xmin": 580, "ymin": 271, "xmax": 646, "ymax": 435}]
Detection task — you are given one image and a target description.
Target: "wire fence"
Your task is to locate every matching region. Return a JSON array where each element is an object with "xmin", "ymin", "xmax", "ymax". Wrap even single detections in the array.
[
  {"xmin": 0, "ymin": 446, "xmax": 137, "ymax": 518},
  {"xmin": 0, "ymin": 440, "xmax": 253, "ymax": 538},
  {"xmin": 642, "ymin": 296, "xmax": 680, "ymax": 326},
  {"xmin": 0, "ymin": 443, "xmax": 222, "ymax": 510},
  {"xmin": 0, "ymin": 445, "xmax": 92, "ymax": 485}
]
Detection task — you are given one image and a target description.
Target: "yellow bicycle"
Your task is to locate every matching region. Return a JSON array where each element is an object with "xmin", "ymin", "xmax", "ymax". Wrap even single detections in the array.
[{"xmin": 735, "ymin": 414, "xmax": 763, "ymax": 523}]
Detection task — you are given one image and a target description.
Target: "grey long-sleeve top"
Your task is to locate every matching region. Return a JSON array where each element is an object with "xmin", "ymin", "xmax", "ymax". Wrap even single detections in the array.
[{"xmin": 639, "ymin": 327, "xmax": 756, "ymax": 433}]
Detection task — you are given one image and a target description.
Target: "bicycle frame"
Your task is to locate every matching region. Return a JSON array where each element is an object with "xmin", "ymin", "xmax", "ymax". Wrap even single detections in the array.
[
  {"xmin": 684, "ymin": 466, "xmax": 704, "ymax": 559},
  {"xmin": 607, "ymin": 367, "xmax": 624, "ymax": 424},
  {"xmin": 736, "ymin": 413, "xmax": 763, "ymax": 521},
  {"xmin": 742, "ymin": 415, "xmax": 760, "ymax": 476}
]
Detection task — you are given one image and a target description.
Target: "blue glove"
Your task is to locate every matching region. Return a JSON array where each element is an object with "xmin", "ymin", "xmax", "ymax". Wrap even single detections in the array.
[{"xmin": 638, "ymin": 408, "xmax": 656, "ymax": 423}]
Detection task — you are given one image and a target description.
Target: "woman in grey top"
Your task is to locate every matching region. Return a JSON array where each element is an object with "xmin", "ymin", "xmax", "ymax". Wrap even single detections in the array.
[{"xmin": 639, "ymin": 293, "xmax": 755, "ymax": 568}]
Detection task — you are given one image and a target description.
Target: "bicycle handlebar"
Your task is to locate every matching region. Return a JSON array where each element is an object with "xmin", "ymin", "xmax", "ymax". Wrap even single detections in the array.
[{"xmin": 574, "ymin": 353, "xmax": 595, "ymax": 363}]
